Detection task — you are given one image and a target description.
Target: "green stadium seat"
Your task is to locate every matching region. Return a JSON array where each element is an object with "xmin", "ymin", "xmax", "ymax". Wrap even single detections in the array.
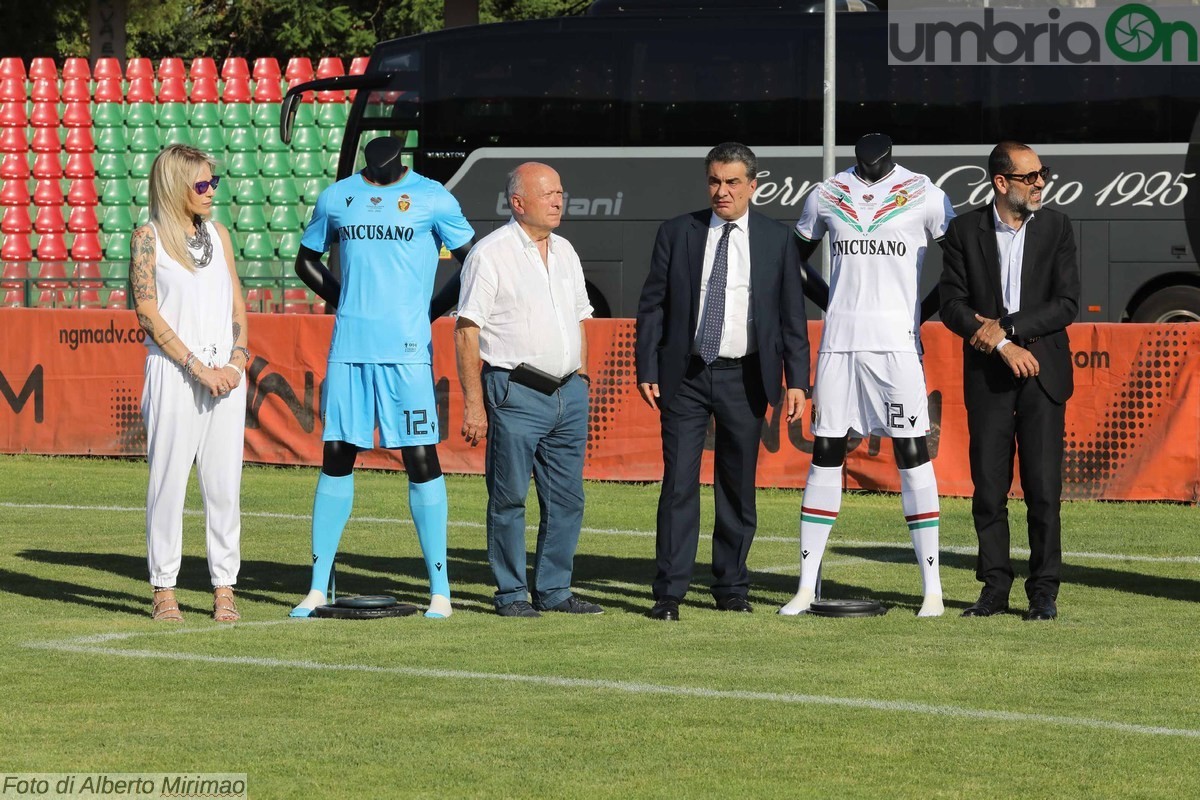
[
  {"xmin": 291, "ymin": 126, "xmax": 323, "ymax": 152},
  {"xmin": 240, "ymin": 259, "xmax": 281, "ymax": 282},
  {"xmin": 258, "ymin": 126, "xmax": 288, "ymax": 152},
  {"xmin": 100, "ymin": 261, "xmax": 127, "ymax": 280},
  {"xmin": 194, "ymin": 126, "xmax": 226, "ymax": 154},
  {"xmin": 227, "ymin": 152, "xmax": 258, "ymax": 178},
  {"xmin": 157, "ymin": 103, "xmax": 190, "ymax": 128},
  {"xmin": 128, "ymin": 127, "xmax": 161, "ymax": 153},
  {"xmin": 129, "ymin": 153, "xmax": 155, "ymax": 178},
  {"xmin": 292, "ymin": 152, "xmax": 323, "ymax": 178},
  {"xmin": 189, "ymin": 103, "xmax": 221, "ymax": 128},
  {"xmin": 100, "ymin": 178, "xmax": 133, "ymax": 207},
  {"xmin": 235, "ymin": 205, "xmax": 268, "ymax": 232},
  {"xmin": 260, "ymin": 151, "xmax": 293, "ymax": 178},
  {"xmin": 269, "ymin": 205, "xmax": 302, "ymax": 232},
  {"xmin": 323, "ymin": 126, "xmax": 344, "ymax": 153},
  {"xmin": 136, "ymin": 207, "xmax": 150, "ymax": 226},
  {"xmin": 301, "ymin": 177, "xmax": 328, "ymax": 204},
  {"xmin": 226, "ymin": 127, "xmax": 257, "ymax": 153},
  {"xmin": 292, "ymin": 103, "xmax": 316, "ymax": 128},
  {"xmin": 159, "ymin": 126, "xmax": 192, "ymax": 147},
  {"xmin": 125, "ymin": 103, "xmax": 157, "ymax": 128},
  {"xmin": 267, "ymin": 178, "xmax": 300, "ymax": 206},
  {"xmin": 134, "ymin": 180, "xmax": 150, "ymax": 207},
  {"xmin": 239, "ymin": 231, "xmax": 277, "ymax": 262},
  {"xmin": 324, "ymin": 153, "xmax": 338, "ymax": 177},
  {"xmin": 95, "ymin": 127, "xmax": 127, "ymax": 154},
  {"xmin": 104, "ymin": 230, "xmax": 132, "ymax": 260},
  {"xmin": 220, "ymin": 103, "xmax": 252, "ymax": 128},
  {"xmin": 101, "ymin": 205, "xmax": 134, "ymax": 233},
  {"xmin": 316, "ymin": 103, "xmax": 347, "ymax": 128},
  {"xmin": 92, "ymin": 103, "xmax": 125, "ymax": 128},
  {"xmin": 252, "ymin": 102, "xmax": 281, "ymax": 129},
  {"xmin": 401, "ymin": 152, "xmax": 414, "ymax": 171},
  {"xmin": 208, "ymin": 205, "xmax": 234, "ymax": 228},
  {"xmin": 96, "ymin": 153, "xmax": 129, "ymax": 180},
  {"xmin": 276, "ymin": 230, "xmax": 303, "ymax": 258},
  {"xmin": 404, "ymin": 130, "xmax": 418, "ymax": 148},
  {"xmin": 233, "ymin": 177, "xmax": 266, "ymax": 205}
]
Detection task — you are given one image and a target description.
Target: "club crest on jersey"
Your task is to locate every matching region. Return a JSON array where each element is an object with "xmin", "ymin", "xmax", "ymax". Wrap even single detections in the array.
[
  {"xmin": 894, "ymin": 190, "xmax": 909, "ymax": 207},
  {"xmin": 398, "ymin": 194, "xmax": 412, "ymax": 212}
]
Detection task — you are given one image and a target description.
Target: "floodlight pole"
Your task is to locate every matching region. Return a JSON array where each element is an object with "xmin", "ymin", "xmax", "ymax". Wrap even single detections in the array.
[{"xmin": 821, "ymin": 0, "xmax": 836, "ymax": 286}]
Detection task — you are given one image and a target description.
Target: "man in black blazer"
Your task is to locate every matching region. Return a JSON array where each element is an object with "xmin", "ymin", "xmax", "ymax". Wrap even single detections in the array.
[
  {"xmin": 636, "ymin": 142, "xmax": 810, "ymax": 621},
  {"xmin": 940, "ymin": 141, "xmax": 1080, "ymax": 621}
]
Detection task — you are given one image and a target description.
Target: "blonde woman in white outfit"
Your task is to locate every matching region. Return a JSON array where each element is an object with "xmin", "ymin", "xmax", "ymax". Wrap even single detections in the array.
[{"xmin": 130, "ymin": 144, "xmax": 249, "ymax": 622}]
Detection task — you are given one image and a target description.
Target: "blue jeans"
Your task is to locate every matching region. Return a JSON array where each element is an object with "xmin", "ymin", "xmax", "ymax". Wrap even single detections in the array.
[{"xmin": 484, "ymin": 369, "xmax": 588, "ymax": 608}]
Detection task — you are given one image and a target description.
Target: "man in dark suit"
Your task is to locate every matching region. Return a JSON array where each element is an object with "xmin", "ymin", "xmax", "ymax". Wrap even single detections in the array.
[
  {"xmin": 940, "ymin": 141, "xmax": 1080, "ymax": 621},
  {"xmin": 635, "ymin": 142, "xmax": 810, "ymax": 621}
]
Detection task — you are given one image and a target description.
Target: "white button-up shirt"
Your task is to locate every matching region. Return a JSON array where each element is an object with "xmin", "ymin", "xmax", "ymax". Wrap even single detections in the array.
[
  {"xmin": 693, "ymin": 209, "xmax": 755, "ymax": 358},
  {"xmin": 458, "ymin": 218, "xmax": 593, "ymax": 376},
  {"xmin": 993, "ymin": 203, "xmax": 1032, "ymax": 348}
]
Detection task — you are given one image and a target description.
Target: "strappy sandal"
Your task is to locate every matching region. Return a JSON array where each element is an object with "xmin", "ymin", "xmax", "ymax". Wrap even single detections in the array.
[
  {"xmin": 151, "ymin": 587, "xmax": 183, "ymax": 622},
  {"xmin": 213, "ymin": 586, "xmax": 241, "ymax": 623}
]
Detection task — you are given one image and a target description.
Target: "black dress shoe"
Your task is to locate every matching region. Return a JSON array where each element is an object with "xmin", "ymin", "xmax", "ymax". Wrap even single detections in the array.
[
  {"xmin": 1024, "ymin": 593, "xmax": 1058, "ymax": 621},
  {"xmin": 647, "ymin": 596, "xmax": 680, "ymax": 621},
  {"xmin": 960, "ymin": 589, "xmax": 1009, "ymax": 617},
  {"xmin": 715, "ymin": 595, "xmax": 753, "ymax": 613}
]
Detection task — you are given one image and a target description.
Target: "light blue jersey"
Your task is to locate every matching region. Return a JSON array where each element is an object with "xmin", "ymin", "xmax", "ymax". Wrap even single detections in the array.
[{"xmin": 301, "ymin": 170, "xmax": 474, "ymax": 364}]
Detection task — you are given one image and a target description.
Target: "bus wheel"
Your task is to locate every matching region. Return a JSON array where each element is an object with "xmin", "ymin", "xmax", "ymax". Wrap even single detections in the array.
[{"xmin": 1131, "ymin": 286, "xmax": 1200, "ymax": 323}]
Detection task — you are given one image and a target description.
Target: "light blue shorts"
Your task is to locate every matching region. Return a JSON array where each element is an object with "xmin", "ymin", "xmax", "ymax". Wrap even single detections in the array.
[{"xmin": 321, "ymin": 362, "xmax": 439, "ymax": 449}]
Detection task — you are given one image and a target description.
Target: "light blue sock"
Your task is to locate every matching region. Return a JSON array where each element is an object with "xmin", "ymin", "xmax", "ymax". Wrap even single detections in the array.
[
  {"xmin": 409, "ymin": 475, "xmax": 450, "ymax": 601},
  {"xmin": 309, "ymin": 472, "xmax": 354, "ymax": 595}
]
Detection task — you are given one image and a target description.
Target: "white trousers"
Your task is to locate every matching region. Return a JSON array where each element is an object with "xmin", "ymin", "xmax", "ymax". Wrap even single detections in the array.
[{"xmin": 142, "ymin": 354, "xmax": 246, "ymax": 588}]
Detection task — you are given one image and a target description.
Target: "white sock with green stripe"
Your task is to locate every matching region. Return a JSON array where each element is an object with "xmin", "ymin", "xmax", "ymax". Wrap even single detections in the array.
[
  {"xmin": 900, "ymin": 461, "xmax": 944, "ymax": 617},
  {"xmin": 779, "ymin": 464, "xmax": 843, "ymax": 616}
]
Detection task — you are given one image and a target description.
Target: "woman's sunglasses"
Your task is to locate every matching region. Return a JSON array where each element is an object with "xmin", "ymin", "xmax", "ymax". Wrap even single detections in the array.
[{"xmin": 193, "ymin": 176, "xmax": 222, "ymax": 195}]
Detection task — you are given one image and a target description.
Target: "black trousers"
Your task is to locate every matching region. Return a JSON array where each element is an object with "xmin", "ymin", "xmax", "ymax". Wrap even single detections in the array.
[
  {"xmin": 653, "ymin": 355, "xmax": 767, "ymax": 601},
  {"xmin": 966, "ymin": 374, "xmax": 1066, "ymax": 601}
]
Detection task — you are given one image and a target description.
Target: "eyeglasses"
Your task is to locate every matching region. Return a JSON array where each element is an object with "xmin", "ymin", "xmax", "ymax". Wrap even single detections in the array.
[
  {"xmin": 1000, "ymin": 166, "xmax": 1051, "ymax": 186},
  {"xmin": 193, "ymin": 176, "xmax": 221, "ymax": 195}
]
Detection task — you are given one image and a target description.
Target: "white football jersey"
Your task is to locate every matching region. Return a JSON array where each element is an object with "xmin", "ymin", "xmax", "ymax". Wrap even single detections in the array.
[{"xmin": 795, "ymin": 164, "xmax": 955, "ymax": 353}]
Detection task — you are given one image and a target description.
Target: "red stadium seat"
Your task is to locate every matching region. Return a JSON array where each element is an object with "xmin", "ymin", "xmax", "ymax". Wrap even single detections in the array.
[
  {"xmin": 64, "ymin": 153, "xmax": 96, "ymax": 180},
  {"xmin": 62, "ymin": 57, "xmax": 91, "ymax": 80},
  {"xmin": 32, "ymin": 153, "xmax": 64, "ymax": 180},
  {"xmin": 62, "ymin": 102, "xmax": 93, "ymax": 128},
  {"xmin": 67, "ymin": 179, "xmax": 99, "ymax": 207},
  {"xmin": 2, "ymin": 287, "xmax": 24, "ymax": 306},
  {"xmin": 244, "ymin": 287, "xmax": 275, "ymax": 313},
  {"xmin": 93, "ymin": 79, "xmax": 124, "ymax": 103},
  {"xmin": 0, "ymin": 179, "xmax": 30, "ymax": 206},
  {"xmin": 159, "ymin": 77, "xmax": 187, "ymax": 103},
  {"xmin": 285, "ymin": 57, "xmax": 314, "ymax": 82},
  {"xmin": 29, "ymin": 57, "xmax": 56, "ymax": 80},
  {"xmin": 32, "ymin": 178, "xmax": 64, "ymax": 206},
  {"xmin": 0, "ymin": 127, "xmax": 27, "ymax": 153},
  {"xmin": 0, "ymin": 57, "xmax": 26, "ymax": 80},
  {"xmin": 36, "ymin": 234, "xmax": 69, "ymax": 262},
  {"xmin": 282, "ymin": 287, "xmax": 313, "ymax": 314},
  {"xmin": 34, "ymin": 205, "xmax": 66, "ymax": 233},
  {"xmin": 70, "ymin": 233, "xmax": 104, "ymax": 262},
  {"xmin": 158, "ymin": 57, "xmax": 185, "ymax": 80},
  {"xmin": 1, "ymin": 206, "xmax": 32, "ymax": 234},
  {"xmin": 61, "ymin": 78, "xmax": 91, "ymax": 103},
  {"xmin": 125, "ymin": 57, "xmax": 154, "ymax": 80},
  {"xmin": 36, "ymin": 288, "xmax": 70, "ymax": 308},
  {"xmin": 76, "ymin": 288, "xmax": 103, "ymax": 308},
  {"xmin": 126, "ymin": 78, "xmax": 156, "ymax": 103},
  {"xmin": 67, "ymin": 206, "xmax": 100, "ymax": 233},
  {"xmin": 0, "ymin": 152, "xmax": 30, "ymax": 180},
  {"xmin": 92, "ymin": 57, "xmax": 121, "ymax": 80},
  {"xmin": 0, "ymin": 233, "xmax": 32, "ymax": 261},
  {"xmin": 104, "ymin": 287, "xmax": 128, "ymax": 308},
  {"xmin": 190, "ymin": 57, "xmax": 218, "ymax": 80},
  {"xmin": 286, "ymin": 77, "xmax": 315, "ymax": 102},
  {"xmin": 190, "ymin": 77, "xmax": 219, "ymax": 104},
  {"xmin": 222, "ymin": 78, "xmax": 251, "ymax": 103},
  {"xmin": 64, "ymin": 128, "xmax": 95, "ymax": 153},
  {"xmin": 222, "ymin": 57, "xmax": 250, "ymax": 80},
  {"xmin": 29, "ymin": 102, "xmax": 59, "ymax": 128},
  {"xmin": 252, "ymin": 79, "xmax": 282, "ymax": 103},
  {"xmin": 0, "ymin": 77, "xmax": 24, "ymax": 102},
  {"xmin": 73, "ymin": 260, "xmax": 103, "ymax": 287},
  {"xmin": 0, "ymin": 102, "xmax": 28, "ymax": 127},
  {"xmin": 29, "ymin": 128, "xmax": 62, "ymax": 154},
  {"xmin": 2, "ymin": 261, "xmax": 29, "ymax": 287},
  {"xmin": 316, "ymin": 57, "xmax": 345, "ymax": 79},
  {"xmin": 253, "ymin": 57, "xmax": 281, "ymax": 81},
  {"xmin": 30, "ymin": 78, "xmax": 59, "ymax": 103}
]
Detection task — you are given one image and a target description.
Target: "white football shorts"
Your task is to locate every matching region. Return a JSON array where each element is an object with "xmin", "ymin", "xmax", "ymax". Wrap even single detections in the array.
[{"xmin": 811, "ymin": 350, "xmax": 930, "ymax": 439}]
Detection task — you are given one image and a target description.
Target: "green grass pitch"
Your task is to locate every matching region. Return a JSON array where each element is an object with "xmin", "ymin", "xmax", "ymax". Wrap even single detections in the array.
[{"xmin": 1, "ymin": 454, "xmax": 1198, "ymax": 798}]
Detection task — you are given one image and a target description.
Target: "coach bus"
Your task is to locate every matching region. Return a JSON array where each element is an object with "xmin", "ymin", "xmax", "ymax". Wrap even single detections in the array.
[{"xmin": 281, "ymin": 1, "xmax": 1200, "ymax": 322}]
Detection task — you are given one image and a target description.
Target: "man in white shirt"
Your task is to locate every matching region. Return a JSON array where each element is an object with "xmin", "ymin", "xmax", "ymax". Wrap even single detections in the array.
[{"xmin": 454, "ymin": 162, "xmax": 602, "ymax": 618}]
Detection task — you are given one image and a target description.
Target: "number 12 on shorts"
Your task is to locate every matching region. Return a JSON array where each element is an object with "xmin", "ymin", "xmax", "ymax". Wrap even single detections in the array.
[
  {"xmin": 404, "ymin": 409, "xmax": 432, "ymax": 436},
  {"xmin": 887, "ymin": 402, "xmax": 905, "ymax": 429}
]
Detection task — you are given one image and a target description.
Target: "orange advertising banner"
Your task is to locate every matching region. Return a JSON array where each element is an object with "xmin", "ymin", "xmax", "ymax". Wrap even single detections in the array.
[{"xmin": 0, "ymin": 309, "xmax": 1196, "ymax": 501}]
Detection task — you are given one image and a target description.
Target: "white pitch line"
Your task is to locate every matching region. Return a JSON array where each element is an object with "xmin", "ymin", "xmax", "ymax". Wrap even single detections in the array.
[
  {"xmin": 22, "ymin": 626, "xmax": 1200, "ymax": 741},
  {"xmin": 4, "ymin": 501, "xmax": 1199, "ymax": 565}
]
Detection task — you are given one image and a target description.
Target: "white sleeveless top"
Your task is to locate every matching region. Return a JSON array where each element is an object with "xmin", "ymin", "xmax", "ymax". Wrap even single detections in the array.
[{"xmin": 145, "ymin": 221, "xmax": 234, "ymax": 368}]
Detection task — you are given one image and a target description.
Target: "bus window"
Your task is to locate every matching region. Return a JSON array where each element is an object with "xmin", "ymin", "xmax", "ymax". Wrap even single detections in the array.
[
  {"xmin": 362, "ymin": 45, "xmax": 421, "ymax": 125},
  {"xmin": 627, "ymin": 28, "xmax": 800, "ymax": 146}
]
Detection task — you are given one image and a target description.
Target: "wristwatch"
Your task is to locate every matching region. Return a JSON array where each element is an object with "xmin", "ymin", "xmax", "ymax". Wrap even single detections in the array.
[{"xmin": 998, "ymin": 315, "xmax": 1016, "ymax": 338}]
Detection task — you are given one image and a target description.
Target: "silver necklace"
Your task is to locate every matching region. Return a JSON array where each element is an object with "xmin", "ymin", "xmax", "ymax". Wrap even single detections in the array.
[{"xmin": 185, "ymin": 217, "xmax": 213, "ymax": 268}]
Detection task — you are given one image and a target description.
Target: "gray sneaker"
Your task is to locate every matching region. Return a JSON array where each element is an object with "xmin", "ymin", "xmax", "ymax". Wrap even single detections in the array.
[
  {"xmin": 539, "ymin": 595, "xmax": 604, "ymax": 615},
  {"xmin": 496, "ymin": 600, "xmax": 541, "ymax": 618}
]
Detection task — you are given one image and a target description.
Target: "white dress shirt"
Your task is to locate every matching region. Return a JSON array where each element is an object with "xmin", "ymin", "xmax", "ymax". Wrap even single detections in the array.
[
  {"xmin": 693, "ymin": 210, "xmax": 755, "ymax": 358},
  {"xmin": 993, "ymin": 203, "xmax": 1032, "ymax": 348},
  {"xmin": 457, "ymin": 218, "xmax": 593, "ymax": 377}
]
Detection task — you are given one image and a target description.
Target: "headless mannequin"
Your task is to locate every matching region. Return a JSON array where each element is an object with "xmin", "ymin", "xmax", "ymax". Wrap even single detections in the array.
[{"xmin": 795, "ymin": 133, "xmax": 934, "ymax": 471}]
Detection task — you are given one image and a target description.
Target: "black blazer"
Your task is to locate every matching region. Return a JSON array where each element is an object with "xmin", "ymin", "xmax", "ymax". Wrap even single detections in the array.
[
  {"xmin": 939, "ymin": 205, "xmax": 1080, "ymax": 404},
  {"xmin": 635, "ymin": 209, "xmax": 810, "ymax": 409}
]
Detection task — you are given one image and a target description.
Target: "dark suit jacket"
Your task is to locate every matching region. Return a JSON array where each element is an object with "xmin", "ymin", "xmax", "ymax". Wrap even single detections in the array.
[
  {"xmin": 635, "ymin": 209, "xmax": 809, "ymax": 409},
  {"xmin": 939, "ymin": 205, "xmax": 1080, "ymax": 404}
]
